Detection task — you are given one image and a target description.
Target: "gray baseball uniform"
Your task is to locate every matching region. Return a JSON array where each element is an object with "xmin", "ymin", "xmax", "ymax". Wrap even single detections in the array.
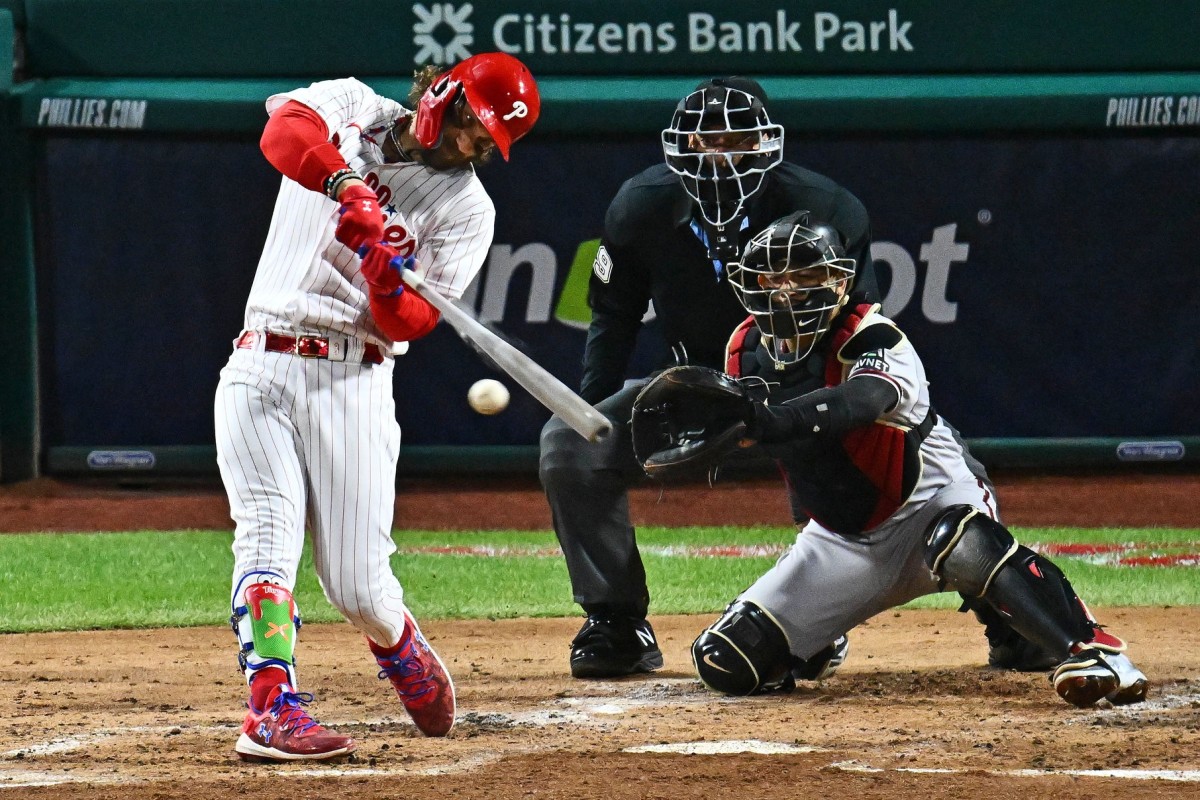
[{"xmin": 731, "ymin": 306, "xmax": 998, "ymax": 660}]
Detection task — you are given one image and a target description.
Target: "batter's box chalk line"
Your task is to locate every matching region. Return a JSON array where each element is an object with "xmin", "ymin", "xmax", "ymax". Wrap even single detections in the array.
[
  {"xmin": 625, "ymin": 740, "xmax": 827, "ymax": 755},
  {"xmin": 1, "ymin": 723, "xmax": 236, "ymax": 760},
  {"xmin": 828, "ymin": 760, "xmax": 1200, "ymax": 783}
]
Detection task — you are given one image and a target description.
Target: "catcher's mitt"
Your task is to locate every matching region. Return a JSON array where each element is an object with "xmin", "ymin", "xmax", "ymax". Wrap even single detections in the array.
[{"xmin": 631, "ymin": 365, "xmax": 756, "ymax": 478}]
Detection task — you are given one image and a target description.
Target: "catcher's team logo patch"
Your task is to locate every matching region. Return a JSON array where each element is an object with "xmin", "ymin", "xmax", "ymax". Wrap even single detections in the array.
[
  {"xmin": 852, "ymin": 349, "xmax": 891, "ymax": 374},
  {"xmin": 593, "ymin": 245, "xmax": 613, "ymax": 283}
]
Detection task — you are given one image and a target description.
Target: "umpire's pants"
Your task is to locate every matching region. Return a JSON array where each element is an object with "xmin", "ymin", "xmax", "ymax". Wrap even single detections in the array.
[{"xmin": 538, "ymin": 379, "xmax": 651, "ymax": 618}]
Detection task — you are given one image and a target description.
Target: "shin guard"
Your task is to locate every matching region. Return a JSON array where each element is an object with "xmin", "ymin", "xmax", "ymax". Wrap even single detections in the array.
[
  {"xmin": 982, "ymin": 547, "xmax": 1096, "ymax": 662},
  {"xmin": 692, "ymin": 601, "xmax": 794, "ymax": 696},
  {"xmin": 231, "ymin": 582, "xmax": 301, "ymax": 686},
  {"xmin": 926, "ymin": 506, "xmax": 1094, "ymax": 663}
]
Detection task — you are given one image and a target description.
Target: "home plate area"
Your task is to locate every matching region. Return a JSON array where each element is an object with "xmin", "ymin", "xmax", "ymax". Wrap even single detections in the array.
[{"xmin": 1, "ymin": 610, "xmax": 1197, "ymax": 799}]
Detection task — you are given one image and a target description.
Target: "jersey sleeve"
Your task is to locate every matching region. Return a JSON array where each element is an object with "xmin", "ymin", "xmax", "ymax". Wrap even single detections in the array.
[
  {"xmin": 267, "ymin": 78, "xmax": 402, "ymax": 139},
  {"xmin": 844, "ymin": 316, "xmax": 928, "ymax": 427}
]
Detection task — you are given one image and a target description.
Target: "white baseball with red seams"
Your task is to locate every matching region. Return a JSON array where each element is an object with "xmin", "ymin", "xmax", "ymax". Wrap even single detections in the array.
[{"xmin": 215, "ymin": 77, "xmax": 495, "ymax": 647}]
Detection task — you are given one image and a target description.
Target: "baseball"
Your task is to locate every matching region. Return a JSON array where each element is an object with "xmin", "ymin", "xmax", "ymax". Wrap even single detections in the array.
[{"xmin": 468, "ymin": 378, "xmax": 510, "ymax": 415}]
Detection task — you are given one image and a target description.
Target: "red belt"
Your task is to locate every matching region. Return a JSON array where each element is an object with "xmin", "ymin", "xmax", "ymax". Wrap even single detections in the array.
[{"xmin": 236, "ymin": 331, "xmax": 385, "ymax": 365}]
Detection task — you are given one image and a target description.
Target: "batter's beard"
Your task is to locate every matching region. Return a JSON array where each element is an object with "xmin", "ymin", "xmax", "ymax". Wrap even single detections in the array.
[{"xmin": 413, "ymin": 143, "xmax": 494, "ymax": 170}]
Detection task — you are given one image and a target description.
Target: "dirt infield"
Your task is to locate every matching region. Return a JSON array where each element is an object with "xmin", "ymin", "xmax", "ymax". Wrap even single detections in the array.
[{"xmin": 1, "ymin": 471, "xmax": 1199, "ymax": 798}]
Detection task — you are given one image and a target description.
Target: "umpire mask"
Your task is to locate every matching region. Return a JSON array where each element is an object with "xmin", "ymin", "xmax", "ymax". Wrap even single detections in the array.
[
  {"xmin": 662, "ymin": 78, "xmax": 784, "ymax": 258},
  {"xmin": 727, "ymin": 211, "xmax": 856, "ymax": 370}
]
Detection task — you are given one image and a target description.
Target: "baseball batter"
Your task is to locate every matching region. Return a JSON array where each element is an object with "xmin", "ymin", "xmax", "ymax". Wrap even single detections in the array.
[
  {"xmin": 214, "ymin": 53, "xmax": 540, "ymax": 762},
  {"xmin": 631, "ymin": 212, "xmax": 1150, "ymax": 708}
]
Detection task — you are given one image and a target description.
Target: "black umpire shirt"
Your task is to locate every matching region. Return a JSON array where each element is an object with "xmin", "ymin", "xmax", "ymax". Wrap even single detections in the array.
[{"xmin": 580, "ymin": 161, "xmax": 876, "ymax": 404}]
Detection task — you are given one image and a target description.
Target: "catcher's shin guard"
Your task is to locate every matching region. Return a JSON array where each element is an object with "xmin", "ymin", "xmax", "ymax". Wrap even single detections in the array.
[
  {"xmin": 232, "ymin": 579, "xmax": 301, "ymax": 686},
  {"xmin": 926, "ymin": 505, "xmax": 1091, "ymax": 663},
  {"xmin": 959, "ymin": 596, "xmax": 1060, "ymax": 672},
  {"xmin": 692, "ymin": 601, "xmax": 794, "ymax": 696}
]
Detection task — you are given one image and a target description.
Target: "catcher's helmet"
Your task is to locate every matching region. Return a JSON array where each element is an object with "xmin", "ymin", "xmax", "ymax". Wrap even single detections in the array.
[
  {"xmin": 727, "ymin": 211, "xmax": 856, "ymax": 369},
  {"xmin": 661, "ymin": 77, "xmax": 784, "ymax": 229},
  {"xmin": 414, "ymin": 52, "xmax": 540, "ymax": 160}
]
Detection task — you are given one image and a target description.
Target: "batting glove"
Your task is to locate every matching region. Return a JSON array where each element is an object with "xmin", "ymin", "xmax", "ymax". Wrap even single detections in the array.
[
  {"xmin": 358, "ymin": 243, "xmax": 415, "ymax": 297},
  {"xmin": 334, "ymin": 184, "xmax": 385, "ymax": 251}
]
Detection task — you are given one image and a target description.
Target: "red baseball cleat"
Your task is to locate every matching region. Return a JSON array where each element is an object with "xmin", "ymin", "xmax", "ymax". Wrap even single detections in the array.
[
  {"xmin": 235, "ymin": 684, "xmax": 356, "ymax": 762},
  {"xmin": 372, "ymin": 612, "xmax": 457, "ymax": 736}
]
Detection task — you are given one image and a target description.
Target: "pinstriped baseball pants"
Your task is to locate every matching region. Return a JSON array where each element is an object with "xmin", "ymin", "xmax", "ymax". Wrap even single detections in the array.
[{"xmin": 215, "ymin": 346, "xmax": 408, "ymax": 648}]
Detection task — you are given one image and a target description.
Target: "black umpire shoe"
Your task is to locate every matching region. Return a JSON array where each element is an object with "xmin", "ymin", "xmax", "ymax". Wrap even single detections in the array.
[{"xmin": 569, "ymin": 615, "xmax": 664, "ymax": 678}]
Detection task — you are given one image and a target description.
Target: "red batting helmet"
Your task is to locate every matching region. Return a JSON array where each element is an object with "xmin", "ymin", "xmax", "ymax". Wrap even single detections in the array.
[{"xmin": 413, "ymin": 52, "xmax": 540, "ymax": 161}]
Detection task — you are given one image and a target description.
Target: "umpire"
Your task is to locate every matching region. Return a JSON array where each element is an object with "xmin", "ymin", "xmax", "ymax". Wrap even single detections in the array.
[{"xmin": 538, "ymin": 77, "xmax": 878, "ymax": 678}]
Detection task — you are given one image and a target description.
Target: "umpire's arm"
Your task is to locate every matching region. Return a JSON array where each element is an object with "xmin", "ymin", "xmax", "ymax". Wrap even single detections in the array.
[{"xmin": 579, "ymin": 235, "xmax": 651, "ymax": 405}]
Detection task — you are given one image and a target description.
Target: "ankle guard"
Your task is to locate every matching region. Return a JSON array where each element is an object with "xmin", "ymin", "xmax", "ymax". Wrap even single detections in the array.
[{"xmin": 231, "ymin": 581, "xmax": 301, "ymax": 686}]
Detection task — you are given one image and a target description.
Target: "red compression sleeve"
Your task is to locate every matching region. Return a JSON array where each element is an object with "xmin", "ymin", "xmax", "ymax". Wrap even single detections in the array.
[
  {"xmin": 260, "ymin": 100, "xmax": 349, "ymax": 193},
  {"xmin": 369, "ymin": 290, "xmax": 442, "ymax": 343}
]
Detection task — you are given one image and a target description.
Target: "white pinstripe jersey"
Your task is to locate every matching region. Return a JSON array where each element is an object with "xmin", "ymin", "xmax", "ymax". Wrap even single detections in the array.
[{"xmin": 243, "ymin": 77, "xmax": 496, "ymax": 348}]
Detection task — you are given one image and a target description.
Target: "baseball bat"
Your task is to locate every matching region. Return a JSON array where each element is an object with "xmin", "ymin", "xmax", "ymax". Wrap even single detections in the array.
[{"xmin": 400, "ymin": 270, "xmax": 612, "ymax": 442}]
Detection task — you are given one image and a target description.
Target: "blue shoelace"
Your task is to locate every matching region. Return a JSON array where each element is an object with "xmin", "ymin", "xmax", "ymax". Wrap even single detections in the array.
[
  {"xmin": 270, "ymin": 690, "xmax": 320, "ymax": 734},
  {"xmin": 377, "ymin": 647, "xmax": 433, "ymax": 700}
]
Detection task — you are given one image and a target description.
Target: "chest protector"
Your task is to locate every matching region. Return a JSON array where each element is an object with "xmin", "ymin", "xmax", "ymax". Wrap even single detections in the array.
[{"xmin": 725, "ymin": 304, "xmax": 934, "ymax": 535}]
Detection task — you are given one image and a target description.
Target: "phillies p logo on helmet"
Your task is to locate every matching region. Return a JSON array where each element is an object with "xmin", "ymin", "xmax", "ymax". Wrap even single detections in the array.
[
  {"xmin": 503, "ymin": 101, "xmax": 530, "ymax": 121},
  {"xmin": 414, "ymin": 52, "xmax": 540, "ymax": 160}
]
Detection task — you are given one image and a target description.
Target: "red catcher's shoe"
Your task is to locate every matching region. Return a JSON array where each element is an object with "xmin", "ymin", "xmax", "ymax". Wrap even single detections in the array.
[
  {"xmin": 234, "ymin": 684, "xmax": 356, "ymax": 762},
  {"xmin": 372, "ymin": 612, "xmax": 456, "ymax": 736}
]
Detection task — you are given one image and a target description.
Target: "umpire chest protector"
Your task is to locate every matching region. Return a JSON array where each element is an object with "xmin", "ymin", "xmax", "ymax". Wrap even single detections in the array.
[{"xmin": 725, "ymin": 303, "xmax": 934, "ymax": 535}]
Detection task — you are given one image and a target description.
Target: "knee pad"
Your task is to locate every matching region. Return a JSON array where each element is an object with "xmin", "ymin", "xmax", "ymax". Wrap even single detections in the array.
[
  {"xmin": 924, "ymin": 505, "xmax": 1018, "ymax": 597},
  {"xmin": 231, "ymin": 579, "xmax": 301, "ymax": 686},
  {"xmin": 692, "ymin": 601, "xmax": 793, "ymax": 696}
]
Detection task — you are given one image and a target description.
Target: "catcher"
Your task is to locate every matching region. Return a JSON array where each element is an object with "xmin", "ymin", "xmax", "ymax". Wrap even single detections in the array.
[{"xmin": 631, "ymin": 211, "xmax": 1149, "ymax": 707}]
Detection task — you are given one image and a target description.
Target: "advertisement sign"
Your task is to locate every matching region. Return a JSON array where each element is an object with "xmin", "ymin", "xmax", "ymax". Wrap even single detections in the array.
[
  {"xmin": 23, "ymin": 1, "xmax": 1200, "ymax": 77},
  {"xmin": 37, "ymin": 133, "xmax": 1200, "ymax": 449}
]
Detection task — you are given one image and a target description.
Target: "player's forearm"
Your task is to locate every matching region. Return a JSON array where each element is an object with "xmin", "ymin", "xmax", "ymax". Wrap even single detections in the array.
[
  {"xmin": 751, "ymin": 377, "xmax": 899, "ymax": 443},
  {"xmin": 260, "ymin": 100, "xmax": 354, "ymax": 195},
  {"xmin": 369, "ymin": 290, "xmax": 441, "ymax": 342}
]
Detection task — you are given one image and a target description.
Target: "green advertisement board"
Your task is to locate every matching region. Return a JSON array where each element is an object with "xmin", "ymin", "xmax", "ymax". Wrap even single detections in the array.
[{"xmin": 19, "ymin": 0, "xmax": 1200, "ymax": 78}]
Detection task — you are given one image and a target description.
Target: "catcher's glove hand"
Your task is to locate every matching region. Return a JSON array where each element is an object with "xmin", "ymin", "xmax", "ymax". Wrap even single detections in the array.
[{"xmin": 631, "ymin": 365, "xmax": 758, "ymax": 478}]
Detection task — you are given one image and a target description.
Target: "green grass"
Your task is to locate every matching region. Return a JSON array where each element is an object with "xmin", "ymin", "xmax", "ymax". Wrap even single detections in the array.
[{"xmin": 0, "ymin": 526, "xmax": 1197, "ymax": 633}]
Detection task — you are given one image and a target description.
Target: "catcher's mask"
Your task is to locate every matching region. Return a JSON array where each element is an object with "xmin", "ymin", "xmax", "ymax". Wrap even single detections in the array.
[
  {"xmin": 414, "ymin": 52, "xmax": 540, "ymax": 161},
  {"xmin": 727, "ymin": 211, "xmax": 856, "ymax": 369},
  {"xmin": 662, "ymin": 78, "xmax": 784, "ymax": 253}
]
